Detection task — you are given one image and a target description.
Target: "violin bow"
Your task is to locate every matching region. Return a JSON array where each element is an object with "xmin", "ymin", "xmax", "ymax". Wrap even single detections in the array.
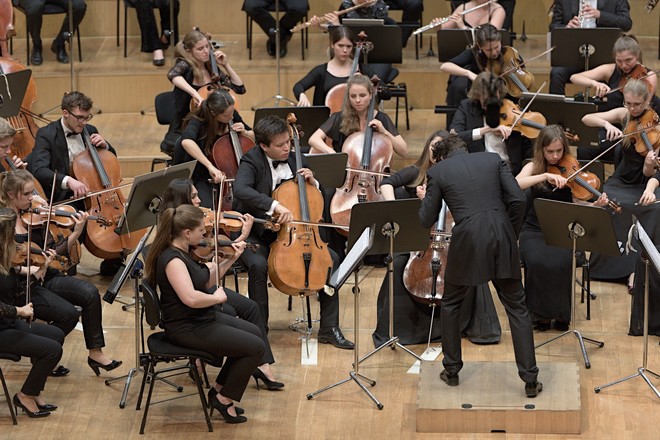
[
  {"xmin": 43, "ymin": 172, "xmax": 58, "ymax": 250},
  {"xmin": 510, "ymin": 81, "xmax": 547, "ymax": 131},
  {"xmin": 605, "ymin": 68, "xmax": 660, "ymax": 96},
  {"xmin": 211, "ymin": 178, "xmax": 225, "ymax": 289},
  {"xmin": 498, "ymin": 47, "xmax": 555, "ymax": 79},
  {"xmin": 53, "ymin": 182, "xmax": 133, "ymax": 206},
  {"xmin": 25, "ymin": 207, "xmax": 32, "ymax": 326}
]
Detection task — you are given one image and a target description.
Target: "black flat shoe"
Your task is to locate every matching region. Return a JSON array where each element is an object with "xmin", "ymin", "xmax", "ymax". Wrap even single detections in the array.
[
  {"xmin": 318, "ymin": 327, "xmax": 354, "ymax": 349},
  {"xmin": 525, "ymin": 380, "xmax": 543, "ymax": 398},
  {"xmin": 37, "ymin": 403, "xmax": 57, "ymax": 411},
  {"xmin": 252, "ymin": 368, "xmax": 284, "ymax": 391},
  {"xmin": 50, "ymin": 42, "xmax": 69, "ymax": 63},
  {"xmin": 50, "ymin": 365, "xmax": 70, "ymax": 377},
  {"xmin": 439, "ymin": 370, "xmax": 459, "ymax": 387},
  {"xmin": 207, "ymin": 388, "xmax": 244, "ymax": 415},
  {"xmin": 31, "ymin": 45, "xmax": 43, "ymax": 66},
  {"xmin": 152, "ymin": 58, "xmax": 165, "ymax": 66},
  {"xmin": 88, "ymin": 358, "xmax": 122, "ymax": 376},
  {"xmin": 13, "ymin": 395, "xmax": 50, "ymax": 418}
]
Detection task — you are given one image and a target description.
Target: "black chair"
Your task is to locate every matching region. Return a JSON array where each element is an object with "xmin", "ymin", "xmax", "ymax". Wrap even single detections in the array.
[
  {"xmin": 386, "ymin": 2, "xmax": 424, "ymax": 60},
  {"xmin": 12, "ymin": 0, "xmax": 82, "ymax": 66},
  {"xmin": 0, "ymin": 353, "xmax": 20, "ymax": 425},
  {"xmin": 152, "ymin": 91, "xmax": 176, "ymax": 171},
  {"xmin": 242, "ymin": 1, "xmax": 309, "ymax": 60},
  {"xmin": 136, "ymin": 280, "xmax": 215, "ymax": 434},
  {"xmin": 119, "ymin": 0, "xmax": 175, "ymax": 58}
]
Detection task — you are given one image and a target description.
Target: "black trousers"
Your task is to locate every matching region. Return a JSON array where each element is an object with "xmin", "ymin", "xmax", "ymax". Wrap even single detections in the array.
[
  {"xmin": 239, "ymin": 234, "xmax": 340, "ymax": 331},
  {"xmin": 549, "ymin": 65, "xmax": 582, "ymax": 96},
  {"xmin": 441, "ymin": 278, "xmax": 538, "ymax": 383},
  {"xmin": 384, "ymin": 0, "xmax": 423, "ymax": 45},
  {"xmin": 0, "ymin": 321, "xmax": 63, "ymax": 396},
  {"xmin": 31, "ymin": 275, "xmax": 105, "ymax": 350},
  {"xmin": 132, "ymin": 0, "xmax": 180, "ymax": 53},
  {"xmin": 19, "ymin": 0, "xmax": 87, "ymax": 48},
  {"xmin": 243, "ymin": 0, "xmax": 308, "ymax": 38},
  {"xmin": 166, "ymin": 312, "xmax": 265, "ymax": 402},
  {"xmin": 446, "ymin": 75, "xmax": 471, "ymax": 107}
]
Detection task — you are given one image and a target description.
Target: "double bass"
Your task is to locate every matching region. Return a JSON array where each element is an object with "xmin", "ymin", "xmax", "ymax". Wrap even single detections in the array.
[{"xmin": 268, "ymin": 113, "xmax": 333, "ymax": 296}]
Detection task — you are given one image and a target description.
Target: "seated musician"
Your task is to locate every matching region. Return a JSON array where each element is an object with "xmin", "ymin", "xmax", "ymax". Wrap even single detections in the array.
[
  {"xmin": 515, "ymin": 125, "xmax": 609, "ymax": 331},
  {"xmin": 232, "ymin": 115, "xmax": 354, "ymax": 349},
  {"xmin": 160, "ymin": 178, "xmax": 284, "ymax": 390},
  {"xmin": 375, "ymin": 130, "xmax": 501, "ymax": 346},
  {"xmin": 0, "ymin": 207, "xmax": 63, "ymax": 419},
  {"xmin": 0, "ymin": 170, "xmax": 121, "ymax": 378},
  {"xmin": 548, "ymin": 0, "xmax": 632, "ymax": 96},
  {"xmin": 173, "ymin": 88, "xmax": 254, "ymax": 208},
  {"xmin": 0, "ymin": 117, "xmax": 27, "ymax": 170},
  {"xmin": 450, "ymin": 71, "xmax": 533, "ymax": 176},
  {"xmin": 243, "ymin": 0, "xmax": 309, "ymax": 58},
  {"xmin": 25, "ymin": 91, "xmax": 122, "ymax": 276},
  {"xmin": 130, "ymin": 0, "xmax": 180, "ymax": 66},
  {"xmin": 433, "ymin": 0, "xmax": 505, "ymax": 30},
  {"xmin": 570, "ymin": 34, "xmax": 659, "ymax": 162}
]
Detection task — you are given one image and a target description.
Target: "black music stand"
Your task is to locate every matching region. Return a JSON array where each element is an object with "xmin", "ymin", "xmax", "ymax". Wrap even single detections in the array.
[
  {"xmin": 349, "ymin": 199, "xmax": 430, "ymax": 366},
  {"xmin": 595, "ymin": 219, "xmax": 660, "ymax": 398},
  {"xmin": 253, "ymin": 106, "xmax": 330, "ymax": 152},
  {"xmin": 104, "ymin": 161, "xmax": 195, "ymax": 408},
  {"xmin": 0, "ymin": 70, "xmax": 31, "ymax": 118},
  {"xmin": 304, "ymin": 153, "xmax": 348, "ymax": 189},
  {"xmin": 534, "ymin": 199, "xmax": 619, "ymax": 368},
  {"xmin": 343, "ymin": 24, "xmax": 403, "ymax": 63},
  {"xmin": 306, "ymin": 226, "xmax": 384, "ymax": 408},
  {"xmin": 437, "ymin": 29, "xmax": 511, "ymax": 62},
  {"xmin": 520, "ymin": 93, "xmax": 599, "ymax": 148}
]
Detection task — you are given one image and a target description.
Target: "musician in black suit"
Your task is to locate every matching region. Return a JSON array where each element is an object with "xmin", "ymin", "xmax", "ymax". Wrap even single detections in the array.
[
  {"xmin": 450, "ymin": 72, "xmax": 533, "ymax": 176},
  {"xmin": 549, "ymin": 0, "xmax": 632, "ymax": 95},
  {"xmin": 418, "ymin": 135, "xmax": 542, "ymax": 398},
  {"xmin": 233, "ymin": 115, "xmax": 353, "ymax": 349}
]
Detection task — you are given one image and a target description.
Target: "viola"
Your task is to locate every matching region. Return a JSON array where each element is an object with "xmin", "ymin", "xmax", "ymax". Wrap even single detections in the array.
[
  {"xmin": 324, "ymin": 32, "xmax": 371, "ymax": 114},
  {"xmin": 547, "ymin": 154, "xmax": 622, "ymax": 213},
  {"xmin": 488, "ymin": 46, "xmax": 534, "ymax": 99},
  {"xmin": 70, "ymin": 127, "xmax": 147, "ymax": 259},
  {"xmin": 190, "ymin": 235, "xmax": 259, "ymax": 262},
  {"xmin": 624, "ymin": 109, "xmax": 660, "ymax": 158},
  {"xmin": 403, "ymin": 203, "xmax": 453, "ymax": 304},
  {"xmin": 499, "ymin": 99, "xmax": 580, "ymax": 142},
  {"xmin": 267, "ymin": 113, "xmax": 333, "ymax": 296},
  {"xmin": 330, "ymin": 81, "xmax": 392, "ymax": 235}
]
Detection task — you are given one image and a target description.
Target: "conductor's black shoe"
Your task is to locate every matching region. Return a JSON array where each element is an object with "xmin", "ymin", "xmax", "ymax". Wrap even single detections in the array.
[
  {"xmin": 50, "ymin": 42, "xmax": 69, "ymax": 63},
  {"xmin": 318, "ymin": 327, "xmax": 354, "ymax": 349},
  {"xmin": 439, "ymin": 370, "xmax": 459, "ymax": 386},
  {"xmin": 525, "ymin": 380, "xmax": 543, "ymax": 398},
  {"xmin": 31, "ymin": 45, "xmax": 43, "ymax": 65}
]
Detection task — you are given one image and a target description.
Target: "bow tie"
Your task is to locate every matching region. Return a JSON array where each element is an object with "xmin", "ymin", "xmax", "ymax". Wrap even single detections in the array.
[
  {"xmin": 272, "ymin": 160, "xmax": 288, "ymax": 169},
  {"xmin": 66, "ymin": 132, "xmax": 78, "ymax": 137}
]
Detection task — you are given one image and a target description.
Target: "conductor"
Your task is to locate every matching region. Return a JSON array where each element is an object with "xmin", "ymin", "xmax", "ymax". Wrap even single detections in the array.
[{"xmin": 418, "ymin": 135, "xmax": 542, "ymax": 398}]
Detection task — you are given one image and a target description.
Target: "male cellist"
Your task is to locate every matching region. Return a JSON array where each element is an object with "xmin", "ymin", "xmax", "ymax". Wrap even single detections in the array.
[{"xmin": 233, "ymin": 115, "xmax": 354, "ymax": 349}]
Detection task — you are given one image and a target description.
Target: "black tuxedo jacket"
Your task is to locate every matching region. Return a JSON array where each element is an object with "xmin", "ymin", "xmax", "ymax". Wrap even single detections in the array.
[
  {"xmin": 450, "ymin": 98, "xmax": 532, "ymax": 176},
  {"xmin": 550, "ymin": 0, "xmax": 632, "ymax": 31},
  {"xmin": 27, "ymin": 120, "xmax": 116, "ymax": 202}
]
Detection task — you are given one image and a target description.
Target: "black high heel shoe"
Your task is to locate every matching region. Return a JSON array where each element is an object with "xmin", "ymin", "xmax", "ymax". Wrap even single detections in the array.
[
  {"xmin": 252, "ymin": 368, "xmax": 284, "ymax": 391},
  {"xmin": 13, "ymin": 395, "xmax": 50, "ymax": 418},
  {"xmin": 87, "ymin": 357, "xmax": 123, "ymax": 376},
  {"xmin": 207, "ymin": 388, "xmax": 244, "ymax": 415},
  {"xmin": 208, "ymin": 395, "xmax": 247, "ymax": 424},
  {"xmin": 37, "ymin": 403, "xmax": 57, "ymax": 411}
]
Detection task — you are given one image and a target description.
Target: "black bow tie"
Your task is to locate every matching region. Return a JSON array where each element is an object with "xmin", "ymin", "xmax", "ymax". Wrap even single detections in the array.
[
  {"xmin": 66, "ymin": 132, "xmax": 78, "ymax": 137},
  {"xmin": 272, "ymin": 160, "xmax": 287, "ymax": 168}
]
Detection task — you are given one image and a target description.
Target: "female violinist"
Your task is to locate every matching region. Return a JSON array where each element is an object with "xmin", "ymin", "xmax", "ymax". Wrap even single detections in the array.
[
  {"xmin": 450, "ymin": 72, "xmax": 533, "ymax": 175},
  {"xmin": 432, "ymin": 0, "xmax": 505, "ymax": 30},
  {"xmin": 0, "ymin": 118, "xmax": 27, "ymax": 170},
  {"xmin": 164, "ymin": 30, "xmax": 245, "ymax": 152},
  {"xmin": 516, "ymin": 125, "xmax": 609, "ymax": 331},
  {"xmin": 144, "ymin": 204, "xmax": 265, "ymax": 423},
  {"xmin": 581, "ymin": 78, "xmax": 660, "ymax": 284},
  {"xmin": 174, "ymin": 88, "xmax": 254, "ymax": 208},
  {"xmin": 570, "ymin": 34, "xmax": 660, "ymax": 162},
  {"xmin": 0, "ymin": 207, "xmax": 63, "ymax": 419},
  {"xmin": 374, "ymin": 130, "xmax": 501, "ymax": 346},
  {"xmin": 0, "ymin": 170, "xmax": 122, "ymax": 377}
]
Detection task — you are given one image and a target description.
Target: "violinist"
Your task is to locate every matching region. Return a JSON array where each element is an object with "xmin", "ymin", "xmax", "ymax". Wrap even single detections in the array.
[
  {"xmin": 130, "ymin": 0, "xmax": 180, "ymax": 66},
  {"xmin": 0, "ymin": 207, "xmax": 63, "ymax": 419},
  {"xmin": 516, "ymin": 125, "xmax": 609, "ymax": 332},
  {"xmin": 374, "ymin": 130, "xmax": 501, "ymax": 346},
  {"xmin": 581, "ymin": 79, "xmax": 660, "ymax": 284},
  {"xmin": 233, "ymin": 115, "xmax": 354, "ymax": 349},
  {"xmin": 0, "ymin": 170, "xmax": 122, "ymax": 378},
  {"xmin": 164, "ymin": 29, "xmax": 245, "ymax": 152},
  {"xmin": 307, "ymin": 74, "xmax": 407, "ymax": 156},
  {"xmin": 0, "ymin": 117, "xmax": 27, "ymax": 170},
  {"xmin": 570, "ymin": 34, "xmax": 659, "ymax": 162},
  {"xmin": 450, "ymin": 72, "xmax": 533, "ymax": 175},
  {"xmin": 174, "ymin": 88, "xmax": 254, "ymax": 208},
  {"xmin": 433, "ymin": 0, "xmax": 505, "ymax": 30},
  {"xmin": 144, "ymin": 204, "xmax": 265, "ymax": 423},
  {"xmin": 548, "ymin": 0, "xmax": 632, "ymax": 96},
  {"xmin": 160, "ymin": 178, "xmax": 284, "ymax": 390}
]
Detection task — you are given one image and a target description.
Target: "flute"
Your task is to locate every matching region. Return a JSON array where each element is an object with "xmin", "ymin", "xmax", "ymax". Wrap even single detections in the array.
[
  {"xmin": 291, "ymin": 0, "xmax": 378, "ymax": 33},
  {"xmin": 412, "ymin": 0, "xmax": 496, "ymax": 36}
]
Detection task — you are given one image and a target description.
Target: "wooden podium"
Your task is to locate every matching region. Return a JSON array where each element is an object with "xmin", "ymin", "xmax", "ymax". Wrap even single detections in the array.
[{"xmin": 416, "ymin": 361, "xmax": 581, "ymax": 434}]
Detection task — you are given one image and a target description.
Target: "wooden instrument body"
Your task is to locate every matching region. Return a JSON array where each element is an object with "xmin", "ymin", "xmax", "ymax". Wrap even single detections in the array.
[
  {"xmin": 210, "ymin": 123, "xmax": 255, "ymax": 211},
  {"xmin": 489, "ymin": 46, "xmax": 534, "ymax": 98}
]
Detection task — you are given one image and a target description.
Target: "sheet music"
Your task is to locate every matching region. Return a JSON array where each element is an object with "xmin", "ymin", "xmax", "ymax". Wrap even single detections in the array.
[{"xmin": 635, "ymin": 220, "xmax": 660, "ymax": 275}]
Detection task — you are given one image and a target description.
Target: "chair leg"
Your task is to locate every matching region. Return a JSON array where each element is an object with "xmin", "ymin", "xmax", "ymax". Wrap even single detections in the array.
[
  {"xmin": 404, "ymin": 87, "xmax": 410, "ymax": 130},
  {"xmin": 116, "ymin": 0, "xmax": 120, "ymax": 46},
  {"xmin": 190, "ymin": 359, "xmax": 213, "ymax": 433},
  {"xmin": 135, "ymin": 355, "xmax": 150, "ymax": 411},
  {"xmin": 124, "ymin": 4, "xmax": 128, "ymax": 58},
  {"xmin": 0, "ymin": 367, "xmax": 17, "ymax": 425},
  {"xmin": 139, "ymin": 360, "xmax": 157, "ymax": 434},
  {"xmin": 76, "ymin": 28, "xmax": 81, "ymax": 62}
]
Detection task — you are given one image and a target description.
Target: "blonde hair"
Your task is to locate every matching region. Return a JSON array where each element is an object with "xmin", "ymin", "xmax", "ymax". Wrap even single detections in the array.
[
  {"xmin": 0, "ymin": 118, "xmax": 17, "ymax": 141},
  {"xmin": 0, "ymin": 207, "xmax": 16, "ymax": 274},
  {"xmin": 0, "ymin": 169, "xmax": 33, "ymax": 208},
  {"xmin": 175, "ymin": 30, "xmax": 209, "ymax": 83},
  {"xmin": 340, "ymin": 74, "xmax": 374, "ymax": 136}
]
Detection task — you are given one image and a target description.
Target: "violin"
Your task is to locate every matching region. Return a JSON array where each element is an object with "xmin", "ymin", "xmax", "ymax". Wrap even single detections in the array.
[
  {"xmin": 324, "ymin": 32, "xmax": 371, "ymax": 114},
  {"xmin": 267, "ymin": 113, "xmax": 333, "ymax": 296},
  {"xmin": 330, "ymin": 79, "xmax": 392, "ymax": 235},
  {"xmin": 499, "ymin": 99, "xmax": 580, "ymax": 142},
  {"xmin": 21, "ymin": 205, "xmax": 109, "ymax": 228},
  {"xmin": 547, "ymin": 154, "xmax": 622, "ymax": 213},
  {"xmin": 624, "ymin": 109, "xmax": 660, "ymax": 158},
  {"xmin": 618, "ymin": 63, "xmax": 653, "ymax": 93},
  {"xmin": 70, "ymin": 126, "xmax": 147, "ymax": 259},
  {"xmin": 403, "ymin": 203, "xmax": 453, "ymax": 304},
  {"xmin": 487, "ymin": 46, "xmax": 534, "ymax": 99},
  {"xmin": 200, "ymin": 207, "xmax": 279, "ymax": 234},
  {"xmin": 190, "ymin": 235, "xmax": 259, "ymax": 262},
  {"xmin": 12, "ymin": 242, "xmax": 73, "ymax": 273}
]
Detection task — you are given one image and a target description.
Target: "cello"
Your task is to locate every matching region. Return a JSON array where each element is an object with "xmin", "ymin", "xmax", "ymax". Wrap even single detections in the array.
[
  {"xmin": 268, "ymin": 113, "xmax": 333, "ymax": 296},
  {"xmin": 70, "ymin": 127, "xmax": 147, "ymax": 259},
  {"xmin": 324, "ymin": 32, "xmax": 371, "ymax": 114},
  {"xmin": 330, "ymin": 78, "xmax": 392, "ymax": 235}
]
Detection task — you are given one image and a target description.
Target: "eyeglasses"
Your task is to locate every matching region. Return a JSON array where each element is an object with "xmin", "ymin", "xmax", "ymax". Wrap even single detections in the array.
[
  {"xmin": 623, "ymin": 101, "xmax": 645, "ymax": 109},
  {"xmin": 68, "ymin": 112, "xmax": 93, "ymax": 122}
]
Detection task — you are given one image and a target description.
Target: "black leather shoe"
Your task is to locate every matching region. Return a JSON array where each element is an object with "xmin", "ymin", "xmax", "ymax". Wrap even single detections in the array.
[
  {"xmin": 49, "ymin": 365, "xmax": 70, "ymax": 377},
  {"xmin": 279, "ymin": 33, "xmax": 291, "ymax": 58},
  {"xmin": 439, "ymin": 370, "xmax": 459, "ymax": 386},
  {"xmin": 152, "ymin": 58, "xmax": 165, "ymax": 66},
  {"xmin": 318, "ymin": 327, "xmax": 354, "ymax": 349},
  {"xmin": 50, "ymin": 42, "xmax": 69, "ymax": 64},
  {"xmin": 266, "ymin": 35, "xmax": 276, "ymax": 56},
  {"xmin": 37, "ymin": 403, "xmax": 57, "ymax": 411},
  {"xmin": 31, "ymin": 46, "xmax": 43, "ymax": 66},
  {"xmin": 525, "ymin": 380, "xmax": 543, "ymax": 398}
]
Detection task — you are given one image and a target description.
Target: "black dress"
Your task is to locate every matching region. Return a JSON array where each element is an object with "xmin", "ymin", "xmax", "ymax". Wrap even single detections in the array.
[{"xmin": 519, "ymin": 185, "xmax": 573, "ymax": 323}]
